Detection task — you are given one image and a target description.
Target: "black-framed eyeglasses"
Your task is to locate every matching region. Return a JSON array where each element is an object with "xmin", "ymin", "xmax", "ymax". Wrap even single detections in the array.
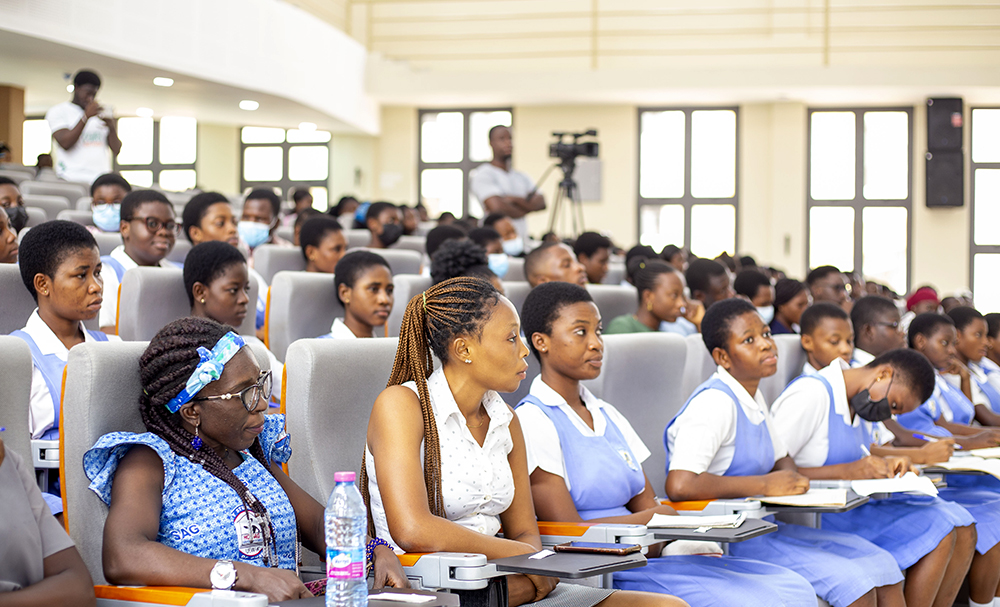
[
  {"xmin": 131, "ymin": 216, "xmax": 180, "ymax": 235},
  {"xmin": 192, "ymin": 370, "xmax": 272, "ymax": 412}
]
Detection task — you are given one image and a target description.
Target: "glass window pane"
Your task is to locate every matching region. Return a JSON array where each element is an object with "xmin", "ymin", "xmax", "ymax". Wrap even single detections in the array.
[
  {"xmin": 241, "ymin": 127, "xmax": 285, "ymax": 144},
  {"xmin": 639, "ymin": 204, "xmax": 684, "ymax": 252},
  {"xmin": 117, "ymin": 117, "xmax": 154, "ymax": 165},
  {"xmin": 690, "ymin": 204, "xmax": 735, "ymax": 259},
  {"xmin": 159, "ymin": 116, "xmax": 197, "ymax": 165},
  {"xmin": 287, "ymin": 129, "xmax": 331, "ymax": 143},
  {"xmin": 863, "ymin": 112, "xmax": 908, "ymax": 200},
  {"xmin": 973, "ymin": 109, "xmax": 1000, "ymax": 163},
  {"xmin": 288, "ymin": 146, "xmax": 329, "ymax": 181},
  {"xmin": 159, "ymin": 169, "xmax": 197, "ymax": 192},
  {"xmin": 420, "ymin": 168, "xmax": 463, "ymax": 217},
  {"xmin": 811, "ymin": 112, "xmax": 856, "ymax": 200},
  {"xmin": 421, "ymin": 112, "xmax": 464, "ymax": 163},
  {"xmin": 862, "ymin": 206, "xmax": 907, "ymax": 294},
  {"xmin": 309, "ymin": 186, "xmax": 328, "ymax": 210},
  {"xmin": 809, "ymin": 206, "xmax": 855, "ymax": 271},
  {"xmin": 469, "ymin": 111, "xmax": 512, "ymax": 163},
  {"xmin": 119, "ymin": 170, "xmax": 153, "ymax": 188},
  {"xmin": 690, "ymin": 110, "xmax": 736, "ymax": 198},
  {"xmin": 974, "ymin": 169, "xmax": 1000, "ymax": 246},
  {"xmin": 22, "ymin": 119, "xmax": 52, "ymax": 165},
  {"xmin": 243, "ymin": 147, "xmax": 283, "ymax": 182},
  {"xmin": 974, "ymin": 254, "xmax": 1000, "ymax": 313},
  {"xmin": 639, "ymin": 111, "xmax": 685, "ymax": 199}
]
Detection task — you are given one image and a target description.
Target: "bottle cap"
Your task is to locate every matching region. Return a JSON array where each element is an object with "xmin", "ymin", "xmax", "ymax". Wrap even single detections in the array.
[{"xmin": 333, "ymin": 471, "xmax": 357, "ymax": 483}]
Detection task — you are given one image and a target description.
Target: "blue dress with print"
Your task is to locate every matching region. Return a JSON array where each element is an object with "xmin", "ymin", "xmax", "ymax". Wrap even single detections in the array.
[{"xmin": 84, "ymin": 415, "xmax": 297, "ymax": 569}]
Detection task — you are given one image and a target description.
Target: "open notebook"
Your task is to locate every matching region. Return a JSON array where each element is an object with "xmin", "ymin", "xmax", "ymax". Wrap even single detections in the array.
[
  {"xmin": 647, "ymin": 512, "xmax": 747, "ymax": 529},
  {"xmin": 758, "ymin": 489, "xmax": 848, "ymax": 507},
  {"xmin": 931, "ymin": 456, "xmax": 1000, "ymax": 480}
]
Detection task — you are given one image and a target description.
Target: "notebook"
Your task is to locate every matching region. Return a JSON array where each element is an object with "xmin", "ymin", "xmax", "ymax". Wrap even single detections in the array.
[
  {"xmin": 647, "ymin": 512, "xmax": 747, "ymax": 529},
  {"xmin": 850, "ymin": 472, "xmax": 939, "ymax": 497},
  {"xmin": 758, "ymin": 489, "xmax": 848, "ymax": 507}
]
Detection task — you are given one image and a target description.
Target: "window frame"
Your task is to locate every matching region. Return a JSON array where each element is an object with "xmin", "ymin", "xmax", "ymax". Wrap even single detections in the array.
[
  {"xmin": 806, "ymin": 106, "xmax": 914, "ymax": 294},
  {"xmin": 970, "ymin": 107, "xmax": 1000, "ymax": 294},
  {"xmin": 635, "ymin": 106, "xmax": 741, "ymax": 257},
  {"xmin": 416, "ymin": 107, "xmax": 513, "ymax": 219},
  {"xmin": 112, "ymin": 117, "xmax": 198, "ymax": 190},
  {"xmin": 240, "ymin": 129, "xmax": 330, "ymax": 199}
]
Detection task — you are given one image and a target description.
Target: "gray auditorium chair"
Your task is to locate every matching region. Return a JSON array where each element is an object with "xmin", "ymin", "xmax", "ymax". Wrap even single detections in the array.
[
  {"xmin": 0, "ymin": 263, "xmax": 36, "ymax": 334},
  {"xmin": 357, "ymin": 247, "xmax": 423, "ymax": 275},
  {"xmin": 0, "ymin": 335, "xmax": 33, "ymax": 466},
  {"xmin": 92, "ymin": 231, "xmax": 122, "ymax": 256},
  {"xmin": 23, "ymin": 194, "xmax": 70, "ymax": 219},
  {"xmin": 266, "ymin": 271, "xmax": 344, "ymax": 361},
  {"xmin": 391, "ymin": 235, "xmax": 426, "ymax": 255},
  {"xmin": 758, "ymin": 334, "xmax": 808, "ymax": 404},
  {"xmin": 682, "ymin": 332, "xmax": 716, "ymax": 401},
  {"xmin": 56, "ymin": 208, "xmax": 95, "ymax": 226},
  {"xmin": 386, "ymin": 274, "xmax": 432, "ymax": 337},
  {"xmin": 0, "ymin": 168, "xmax": 33, "ymax": 183},
  {"xmin": 254, "ymin": 243, "xmax": 306, "ymax": 283},
  {"xmin": 344, "ymin": 228, "xmax": 371, "ymax": 248},
  {"xmin": 24, "ymin": 206, "xmax": 46, "ymax": 227},
  {"xmin": 75, "ymin": 196, "xmax": 92, "ymax": 210},
  {"xmin": 602, "ymin": 260, "xmax": 626, "ymax": 285},
  {"xmin": 116, "ymin": 266, "xmax": 258, "ymax": 341},
  {"xmin": 276, "ymin": 224, "xmax": 294, "ymax": 243},
  {"xmin": 586, "ymin": 284, "xmax": 638, "ymax": 324},
  {"xmin": 61, "ymin": 340, "xmax": 271, "ymax": 586},
  {"xmin": 503, "ymin": 281, "xmax": 533, "ymax": 315},
  {"xmin": 505, "ymin": 257, "xmax": 526, "ymax": 282},
  {"xmin": 166, "ymin": 238, "xmax": 191, "ymax": 265},
  {"xmin": 20, "ymin": 180, "xmax": 88, "ymax": 202}
]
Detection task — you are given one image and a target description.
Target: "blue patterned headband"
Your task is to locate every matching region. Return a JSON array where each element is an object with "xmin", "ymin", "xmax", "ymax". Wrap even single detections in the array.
[{"xmin": 165, "ymin": 332, "xmax": 247, "ymax": 413}]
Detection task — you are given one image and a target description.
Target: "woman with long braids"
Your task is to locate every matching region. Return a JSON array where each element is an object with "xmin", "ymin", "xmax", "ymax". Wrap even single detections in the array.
[
  {"xmin": 85, "ymin": 317, "xmax": 406, "ymax": 601},
  {"xmin": 362, "ymin": 277, "xmax": 687, "ymax": 607}
]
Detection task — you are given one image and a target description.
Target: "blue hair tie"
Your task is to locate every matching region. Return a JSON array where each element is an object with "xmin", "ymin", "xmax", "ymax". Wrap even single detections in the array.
[{"xmin": 165, "ymin": 332, "xmax": 246, "ymax": 413}]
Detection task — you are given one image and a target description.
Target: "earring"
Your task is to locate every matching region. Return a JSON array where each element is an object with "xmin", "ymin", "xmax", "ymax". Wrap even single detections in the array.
[
  {"xmin": 646, "ymin": 301, "xmax": 653, "ymax": 312},
  {"xmin": 464, "ymin": 359, "xmax": 472, "ymax": 364},
  {"xmin": 200, "ymin": 298, "xmax": 206, "ymax": 304},
  {"xmin": 191, "ymin": 425, "xmax": 203, "ymax": 450}
]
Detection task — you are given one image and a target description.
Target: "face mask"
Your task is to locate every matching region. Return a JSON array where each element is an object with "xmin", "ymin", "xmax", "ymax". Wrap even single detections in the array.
[
  {"xmin": 488, "ymin": 253, "xmax": 510, "ymax": 279},
  {"xmin": 92, "ymin": 203, "xmax": 121, "ymax": 232},
  {"xmin": 756, "ymin": 305, "xmax": 775, "ymax": 324},
  {"xmin": 238, "ymin": 220, "xmax": 271, "ymax": 249},
  {"xmin": 501, "ymin": 237, "xmax": 524, "ymax": 257},
  {"xmin": 378, "ymin": 223, "xmax": 403, "ymax": 247},
  {"xmin": 851, "ymin": 375, "xmax": 895, "ymax": 422},
  {"xmin": 5, "ymin": 205, "xmax": 28, "ymax": 233}
]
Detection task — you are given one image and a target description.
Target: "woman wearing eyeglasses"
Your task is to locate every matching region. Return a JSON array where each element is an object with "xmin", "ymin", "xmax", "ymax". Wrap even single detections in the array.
[
  {"xmin": 98, "ymin": 189, "xmax": 181, "ymax": 334},
  {"xmin": 85, "ymin": 317, "xmax": 408, "ymax": 601}
]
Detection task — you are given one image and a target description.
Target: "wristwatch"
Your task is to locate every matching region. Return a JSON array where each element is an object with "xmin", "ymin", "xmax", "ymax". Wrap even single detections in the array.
[{"xmin": 210, "ymin": 560, "xmax": 238, "ymax": 590}]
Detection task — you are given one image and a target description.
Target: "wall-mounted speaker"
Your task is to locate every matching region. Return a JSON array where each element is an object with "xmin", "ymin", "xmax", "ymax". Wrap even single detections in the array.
[
  {"xmin": 927, "ymin": 98, "xmax": 963, "ymax": 151},
  {"xmin": 926, "ymin": 150, "xmax": 963, "ymax": 207}
]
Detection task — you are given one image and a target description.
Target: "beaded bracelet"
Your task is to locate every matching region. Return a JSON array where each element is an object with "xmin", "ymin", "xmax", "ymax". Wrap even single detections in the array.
[{"xmin": 366, "ymin": 537, "xmax": 394, "ymax": 574}]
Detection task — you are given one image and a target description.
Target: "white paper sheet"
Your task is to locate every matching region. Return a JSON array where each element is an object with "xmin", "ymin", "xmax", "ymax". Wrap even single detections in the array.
[
  {"xmin": 758, "ymin": 489, "xmax": 848, "ymax": 507},
  {"xmin": 850, "ymin": 472, "xmax": 938, "ymax": 497},
  {"xmin": 368, "ymin": 593, "xmax": 437, "ymax": 603},
  {"xmin": 934, "ymin": 456, "xmax": 1000, "ymax": 480},
  {"xmin": 646, "ymin": 512, "xmax": 747, "ymax": 529}
]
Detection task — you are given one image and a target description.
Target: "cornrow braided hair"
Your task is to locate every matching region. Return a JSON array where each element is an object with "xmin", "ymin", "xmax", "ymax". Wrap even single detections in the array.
[
  {"xmin": 360, "ymin": 277, "xmax": 500, "ymax": 533},
  {"xmin": 139, "ymin": 316, "xmax": 278, "ymax": 563}
]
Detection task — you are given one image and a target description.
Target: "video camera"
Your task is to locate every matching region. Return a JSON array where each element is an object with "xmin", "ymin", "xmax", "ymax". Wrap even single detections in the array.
[{"xmin": 549, "ymin": 130, "xmax": 599, "ymax": 163}]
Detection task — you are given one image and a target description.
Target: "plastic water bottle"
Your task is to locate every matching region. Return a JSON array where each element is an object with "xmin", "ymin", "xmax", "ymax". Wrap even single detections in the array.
[{"xmin": 326, "ymin": 471, "xmax": 368, "ymax": 607}]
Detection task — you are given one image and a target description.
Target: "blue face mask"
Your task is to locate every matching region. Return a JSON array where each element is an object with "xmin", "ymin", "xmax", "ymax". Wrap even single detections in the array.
[
  {"xmin": 488, "ymin": 253, "xmax": 510, "ymax": 279},
  {"xmin": 92, "ymin": 203, "xmax": 121, "ymax": 232},
  {"xmin": 756, "ymin": 305, "xmax": 775, "ymax": 324},
  {"xmin": 501, "ymin": 237, "xmax": 524, "ymax": 257},
  {"xmin": 238, "ymin": 220, "xmax": 271, "ymax": 249}
]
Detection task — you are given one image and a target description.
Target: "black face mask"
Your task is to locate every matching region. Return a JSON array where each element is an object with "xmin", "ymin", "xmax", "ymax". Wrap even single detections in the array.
[
  {"xmin": 851, "ymin": 375, "xmax": 895, "ymax": 422},
  {"xmin": 6, "ymin": 205, "xmax": 28, "ymax": 233},
  {"xmin": 378, "ymin": 223, "xmax": 404, "ymax": 247}
]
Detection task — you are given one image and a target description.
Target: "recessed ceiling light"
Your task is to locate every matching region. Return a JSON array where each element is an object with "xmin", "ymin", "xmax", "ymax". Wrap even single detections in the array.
[
  {"xmin": 153, "ymin": 77, "xmax": 174, "ymax": 87},
  {"xmin": 66, "ymin": 84, "xmax": 74, "ymax": 93},
  {"xmin": 298, "ymin": 122, "xmax": 317, "ymax": 131},
  {"xmin": 136, "ymin": 107, "xmax": 154, "ymax": 117},
  {"xmin": 239, "ymin": 100, "xmax": 259, "ymax": 111}
]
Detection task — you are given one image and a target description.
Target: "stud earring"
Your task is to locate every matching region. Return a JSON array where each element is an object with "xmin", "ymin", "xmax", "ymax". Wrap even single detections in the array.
[
  {"xmin": 647, "ymin": 301, "xmax": 653, "ymax": 312},
  {"xmin": 191, "ymin": 425, "xmax": 203, "ymax": 450},
  {"xmin": 200, "ymin": 298, "xmax": 206, "ymax": 304},
  {"xmin": 464, "ymin": 359, "xmax": 472, "ymax": 364}
]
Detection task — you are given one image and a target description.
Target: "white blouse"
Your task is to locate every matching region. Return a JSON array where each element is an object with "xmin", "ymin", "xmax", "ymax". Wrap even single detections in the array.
[{"xmin": 366, "ymin": 367, "xmax": 516, "ymax": 552}]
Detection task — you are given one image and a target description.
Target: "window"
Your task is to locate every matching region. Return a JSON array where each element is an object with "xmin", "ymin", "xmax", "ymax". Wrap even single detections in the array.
[
  {"xmin": 418, "ymin": 108, "xmax": 512, "ymax": 218},
  {"xmin": 807, "ymin": 108, "xmax": 912, "ymax": 294},
  {"xmin": 113, "ymin": 116, "xmax": 198, "ymax": 191},
  {"xmin": 637, "ymin": 107, "xmax": 739, "ymax": 259},
  {"xmin": 971, "ymin": 108, "xmax": 1000, "ymax": 311},
  {"xmin": 240, "ymin": 127, "xmax": 330, "ymax": 210}
]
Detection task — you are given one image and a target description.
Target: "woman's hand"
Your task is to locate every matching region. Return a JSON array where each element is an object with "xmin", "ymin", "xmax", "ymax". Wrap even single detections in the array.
[
  {"xmin": 371, "ymin": 544, "xmax": 410, "ymax": 589},
  {"xmin": 525, "ymin": 574, "xmax": 558, "ymax": 602},
  {"xmin": 883, "ymin": 455, "xmax": 914, "ymax": 476},
  {"xmin": 239, "ymin": 565, "xmax": 312, "ymax": 601},
  {"xmin": 761, "ymin": 469, "xmax": 809, "ymax": 495},
  {"xmin": 683, "ymin": 299, "xmax": 705, "ymax": 330},
  {"xmin": 917, "ymin": 439, "xmax": 954, "ymax": 464},
  {"xmin": 851, "ymin": 455, "xmax": 892, "ymax": 479}
]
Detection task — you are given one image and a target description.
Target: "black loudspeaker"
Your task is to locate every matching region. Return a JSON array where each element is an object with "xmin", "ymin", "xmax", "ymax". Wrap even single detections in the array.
[
  {"xmin": 926, "ymin": 151, "xmax": 964, "ymax": 207},
  {"xmin": 927, "ymin": 98, "xmax": 963, "ymax": 151}
]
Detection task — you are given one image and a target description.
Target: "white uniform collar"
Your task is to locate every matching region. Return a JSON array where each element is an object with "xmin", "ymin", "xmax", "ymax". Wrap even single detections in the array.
[
  {"xmin": 528, "ymin": 375, "xmax": 609, "ymax": 432},
  {"xmin": 328, "ymin": 317, "xmax": 358, "ymax": 339},
  {"xmin": 817, "ymin": 359, "xmax": 859, "ymax": 426},
  {"xmin": 23, "ymin": 309, "xmax": 97, "ymax": 360},
  {"xmin": 852, "ymin": 348, "xmax": 875, "ymax": 367},
  {"xmin": 715, "ymin": 366, "xmax": 769, "ymax": 413}
]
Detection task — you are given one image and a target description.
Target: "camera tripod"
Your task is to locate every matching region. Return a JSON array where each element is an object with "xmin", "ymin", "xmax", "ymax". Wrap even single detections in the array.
[{"xmin": 546, "ymin": 159, "xmax": 586, "ymax": 237}]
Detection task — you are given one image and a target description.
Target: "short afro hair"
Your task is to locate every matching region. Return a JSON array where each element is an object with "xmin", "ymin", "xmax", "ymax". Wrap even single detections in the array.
[
  {"xmin": 245, "ymin": 189, "xmax": 281, "ymax": 219},
  {"xmin": 293, "ymin": 208, "xmax": 322, "ymax": 231},
  {"xmin": 573, "ymin": 231, "xmax": 612, "ymax": 258},
  {"xmin": 806, "ymin": 265, "xmax": 843, "ymax": 286},
  {"xmin": 469, "ymin": 227, "xmax": 501, "ymax": 250},
  {"xmin": 908, "ymin": 313, "xmax": 955, "ymax": 349},
  {"xmin": 734, "ymin": 270, "xmax": 771, "ymax": 301},
  {"xmin": 90, "ymin": 173, "xmax": 132, "ymax": 196},
  {"xmin": 298, "ymin": 215, "xmax": 342, "ymax": 260},
  {"xmin": 800, "ymin": 302, "xmax": 850, "ymax": 336},
  {"xmin": 333, "ymin": 250, "xmax": 391, "ymax": 306},
  {"xmin": 521, "ymin": 281, "xmax": 595, "ymax": 361},
  {"xmin": 365, "ymin": 201, "xmax": 397, "ymax": 225},
  {"xmin": 851, "ymin": 295, "xmax": 899, "ymax": 333},
  {"xmin": 426, "ymin": 224, "xmax": 467, "ymax": 257},
  {"xmin": 524, "ymin": 241, "xmax": 564, "ymax": 285},
  {"xmin": 947, "ymin": 306, "xmax": 986, "ymax": 333},
  {"xmin": 701, "ymin": 297, "xmax": 757, "ymax": 354},
  {"xmin": 291, "ymin": 189, "xmax": 313, "ymax": 204},
  {"xmin": 182, "ymin": 241, "xmax": 246, "ymax": 308},
  {"xmin": 483, "ymin": 212, "xmax": 508, "ymax": 228},
  {"xmin": 431, "ymin": 239, "xmax": 493, "ymax": 285},
  {"xmin": 73, "ymin": 70, "xmax": 101, "ymax": 88},
  {"xmin": 685, "ymin": 258, "xmax": 728, "ymax": 295},
  {"xmin": 0, "ymin": 176, "xmax": 18, "ymax": 188},
  {"xmin": 986, "ymin": 313, "xmax": 1000, "ymax": 340},
  {"xmin": 18, "ymin": 220, "xmax": 99, "ymax": 301},
  {"xmin": 867, "ymin": 348, "xmax": 936, "ymax": 404},
  {"xmin": 774, "ymin": 278, "xmax": 807, "ymax": 309},
  {"xmin": 661, "ymin": 244, "xmax": 683, "ymax": 262},
  {"xmin": 120, "ymin": 189, "xmax": 171, "ymax": 222},
  {"xmin": 182, "ymin": 192, "xmax": 231, "ymax": 242}
]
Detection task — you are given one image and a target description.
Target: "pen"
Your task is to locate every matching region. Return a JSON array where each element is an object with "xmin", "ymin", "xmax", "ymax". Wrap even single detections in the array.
[
  {"xmin": 913, "ymin": 433, "xmax": 963, "ymax": 449},
  {"xmin": 860, "ymin": 444, "xmax": 871, "ymax": 457}
]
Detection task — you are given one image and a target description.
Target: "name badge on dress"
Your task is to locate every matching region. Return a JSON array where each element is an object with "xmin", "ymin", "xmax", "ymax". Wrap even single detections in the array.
[
  {"xmin": 618, "ymin": 449, "xmax": 638, "ymax": 471},
  {"xmin": 234, "ymin": 509, "xmax": 267, "ymax": 557}
]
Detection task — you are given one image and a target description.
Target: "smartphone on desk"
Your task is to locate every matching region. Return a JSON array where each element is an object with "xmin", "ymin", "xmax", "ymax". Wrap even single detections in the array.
[{"xmin": 553, "ymin": 542, "xmax": 641, "ymax": 556}]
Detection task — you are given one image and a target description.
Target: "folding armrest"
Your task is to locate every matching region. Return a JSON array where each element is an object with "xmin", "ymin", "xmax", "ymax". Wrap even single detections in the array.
[
  {"xmin": 536, "ymin": 521, "xmax": 650, "ymax": 548},
  {"xmin": 31, "ymin": 438, "xmax": 60, "ymax": 469},
  {"xmin": 661, "ymin": 498, "xmax": 768, "ymax": 518},
  {"xmin": 94, "ymin": 585, "xmax": 268, "ymax": 606},
  {"xmin": 397, "ymin": 552, "xmax": 491, "ymax": 591}
]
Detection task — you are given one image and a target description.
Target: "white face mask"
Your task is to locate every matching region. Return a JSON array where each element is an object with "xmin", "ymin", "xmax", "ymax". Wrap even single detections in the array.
[
  {"xmin": 756, "ymin": 305, "xmax": 775, "ymax": 324},
  {"xmin": 501, "ymin": 237, "xmax": 524, "ymax": 257}
]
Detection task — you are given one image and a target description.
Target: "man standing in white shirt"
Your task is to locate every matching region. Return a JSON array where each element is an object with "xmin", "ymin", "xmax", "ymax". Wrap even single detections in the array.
[
  {"xmin": 44, "ymin": 70, "xmax": 121, "ymax": 185},
  {"xmin": 469, "ymin": 126, "xmax": 544, "ymax": 244}
]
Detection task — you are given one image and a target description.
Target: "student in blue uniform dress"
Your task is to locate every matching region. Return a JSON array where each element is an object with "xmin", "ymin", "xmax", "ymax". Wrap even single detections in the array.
[
  {"xmin": 772, "ymin": 349, "xmax": 976, "ymax": 607},
  {"xmin": 12, "ymin": 221, "xmax": 118, "ymax": 514},
  {"xmin": 664, "ymin": 298, "xmax": 905, "ymax": 607},
  {"xmin": 317, "ymin": 251, "xmax": 393, "ymax": 339},
  {"xmin": 516, "ymin": 282, "xmax": 816, "ymax": 607},
  {"xmin": 85, "ymin": 318, "xmax": 407, "ymax": 601},
  {"xmin": 948, "ymin": 306, "xmax": 1000, "ymax": 421}
]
